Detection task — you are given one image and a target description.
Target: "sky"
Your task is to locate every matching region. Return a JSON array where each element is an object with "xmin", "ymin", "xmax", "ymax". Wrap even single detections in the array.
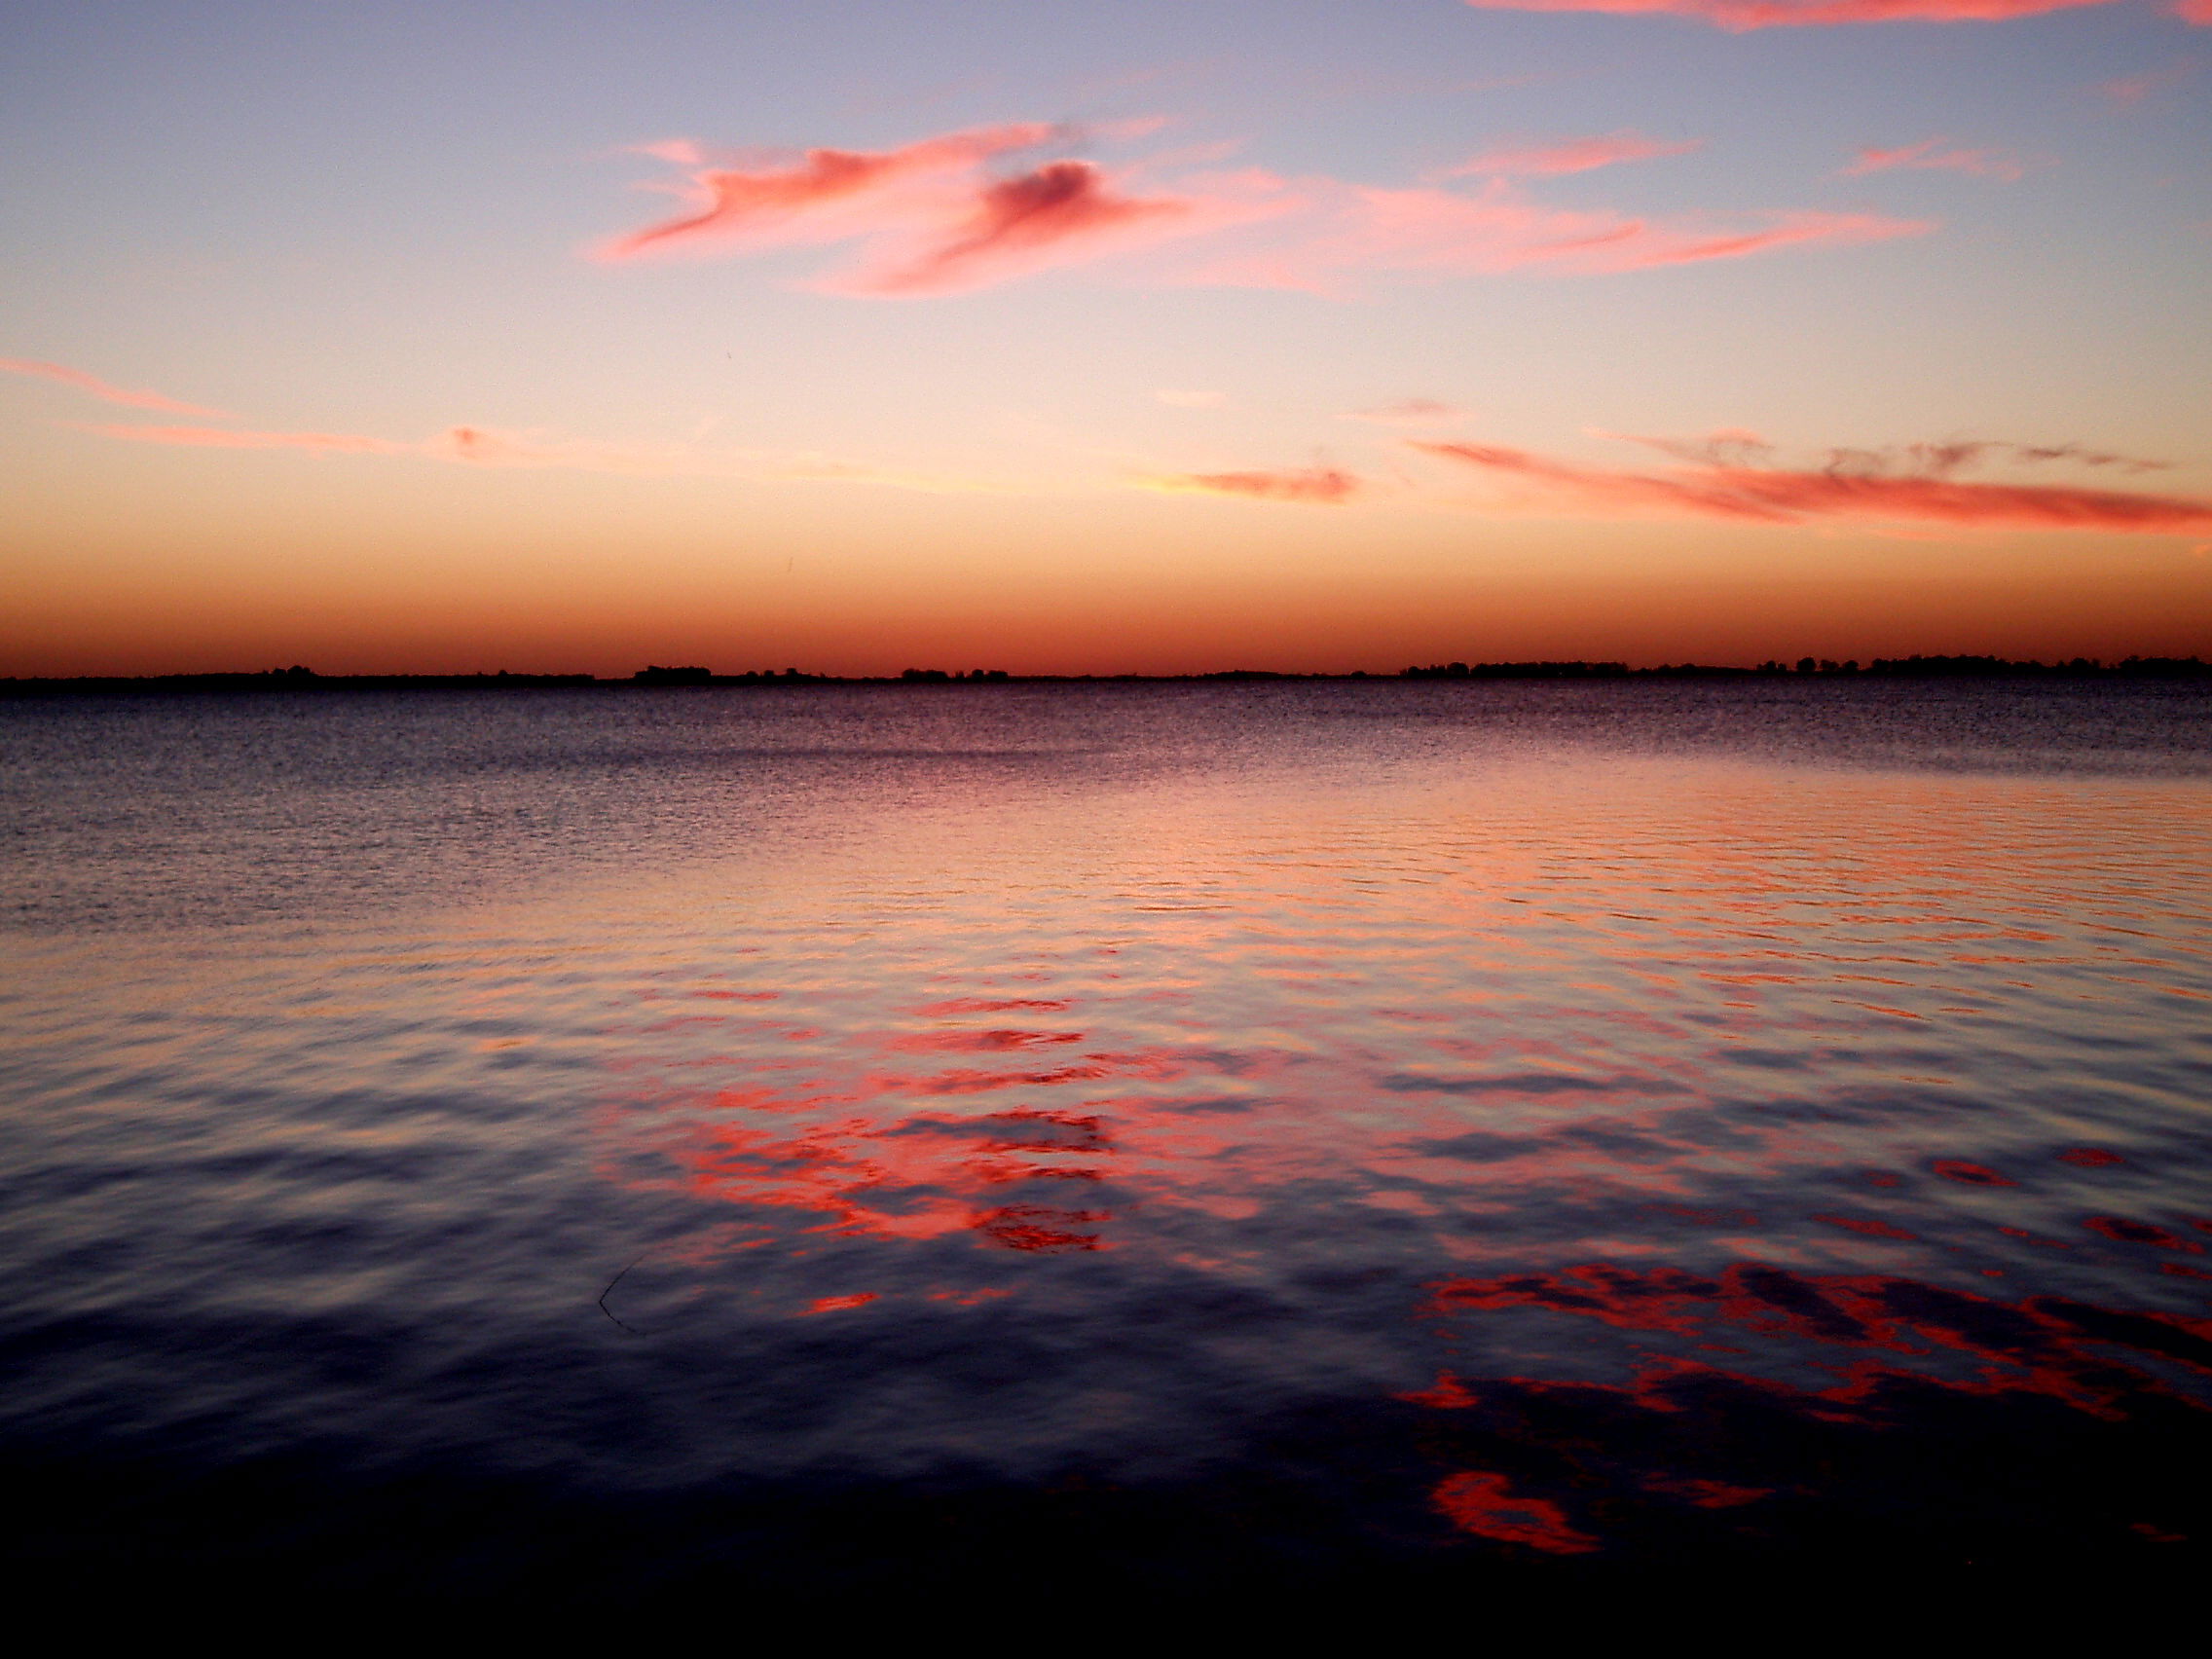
[{"xmin": 3, "ymin": 0, "xmax": 2208, "ymax": 675}]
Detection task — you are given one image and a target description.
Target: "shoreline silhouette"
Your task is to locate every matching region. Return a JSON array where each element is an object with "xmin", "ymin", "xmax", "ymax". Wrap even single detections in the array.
[{"xmin": 3, "ymin": 654, "xmax": 2207, "ymax": 697}]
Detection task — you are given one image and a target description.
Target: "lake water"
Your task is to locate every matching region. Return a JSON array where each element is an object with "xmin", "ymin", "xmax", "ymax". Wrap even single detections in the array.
[{"xmin": 4, "ymin": 681, "xmax": 2209, "ymax": 1604}]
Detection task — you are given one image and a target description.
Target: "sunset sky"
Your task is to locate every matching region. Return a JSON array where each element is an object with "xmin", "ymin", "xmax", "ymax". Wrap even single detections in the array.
[{"xmin": 4, "ymin": 0, "xmax": 2208, "ymax": 675}]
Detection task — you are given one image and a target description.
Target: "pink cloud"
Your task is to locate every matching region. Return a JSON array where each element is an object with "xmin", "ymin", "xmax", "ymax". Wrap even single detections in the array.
[
  {"xmin": 627, "ymin": 139, "xmax": 706, "ymax": 166},
  {"xmin": 1458, "ymin": 0, "xmax": 2117, "ymax": 28},
  {"xmin": 1143, "ymin": 466, "xmax": 1364, "ymax": 504},
  {"xmin": 2175, "ymin": 0, "xmax": 2211, "ymax": 21},
  {"xmin": 81, "ymin": 423, "xmax": 408, "ymax": 455},
  {"xmin": 599, "ymin": 122, "xmax": 1061, "ymax": 260},
  {"xmin": 88, "ymin": 420, "xmax": 750, "ymax": 473},
  {"xmin": 1, "ymin": 358, "xmax": 231, "ymax": 418},
  {"xmin": 1442, "ymin": 131, "xmax": 1705, "ymax": 178},
  {"xmin": 1600, "ymin": 428, "xmax": 2170, "ymax": 473},
  {"xmin": 1345, "ymin": 398, "xmax": 1476, "ymax": 425},
  {"xmin": 74, "ymin": 420, "xmax": 1021, "ymax": 496},
  {"xmin": 2101, "ymin": 58, "xmax": 2199, "ymax": 105},
  {"xmin": 1840, "ymin": 139, "xmax": 2027, "ymax": 180},
  {"xmin": 2005, "ymin": 440, "xmax": 2171, "ymax": 472},
  {"xmin": 598, "ymin": 121, "xmax": 1933, "ymax": 299},
  {"xmin": 1191, "ymin": 180, "xmax": 1930, "ymax": 293},
  {"xmin": 433, "ymin": 426, "xmax": 1022, "ymax": 492},
  {"xmin": 600, "ymin": 122, "xmax": 1276, "ymax": 296},
  {"xmin": 1414, "ymin": 438, "xmax": 2212, "ymax": 533},
  {"xmin": 837, "ymin": 161, "xmax": 1208, "ymax": 296}
]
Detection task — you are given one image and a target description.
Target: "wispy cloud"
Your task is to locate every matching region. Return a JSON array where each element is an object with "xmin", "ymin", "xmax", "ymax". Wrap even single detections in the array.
[
  {"xmin": 1458, "ymin": 0, "xmax": 2117, "ymax": 29},
  {"xmin": 74, "ymin": 421, "xmax": 1018, "ymax": 495},
  {"xmin": 1583, "ymin": 425, "xmax": 1777, "ymax": 464},
  {"xmin": 1441, "ymin": 131, "xmax": 1704, "ymax": 178},
  {"xmin": 1188, "ymin": 181, "xmax": 1929, "ymax": 294},
  {"xmin": 2101, "ymin": 57, "xmax": 2199, "ymax": 106},
  {"xmin": 1, "ymin": 357, "xmax": 232, "ymax": 419},
  {"xmin": 82, "ymin": 424, "xmax": 407, "ymax": 455},
  {"xmin": 2002, "ymin": 441, "xmax": 2172, "ymax": 472},
  {"xmin": 2175, "ymin": 0, "xmax": 2211, "ymax": 23},
  {"xmin": 1840, "ymin": 139, "xmax": 2027, "ymax": 180},
  {"xmin": 626, "ymin": 139, "xmax": 707, "ymax": 166},
  {"xmin": 1414, "ymin": 434, "xmax": 2212, "ymax": 533},
  {"xmin": 1141, "ymin": 466, "xmax": 1365, "ymax": 504},
  {"xmin": 1594, "ymin": 426, "xmax": 2170, "ymax": 473},
  {"xmin": 598, "ymin": 121, "xmax": 1932, "ymax": 299},
  {"xmin": 1345, "ymin": 398, "xmax": 1475, "ymax": 425}
]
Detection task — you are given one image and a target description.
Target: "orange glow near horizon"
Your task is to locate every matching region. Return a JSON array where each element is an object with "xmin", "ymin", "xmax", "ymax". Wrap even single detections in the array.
[
  {"xmin": 4, "ymin": 372, "xmax": 2207, "ymax": 677},
  {"xmin": 5, "ymin": 465, "xmax": 2205, "ymax": 676}
]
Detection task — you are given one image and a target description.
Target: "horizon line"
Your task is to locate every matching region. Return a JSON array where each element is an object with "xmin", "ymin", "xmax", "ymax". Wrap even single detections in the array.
[{"xmin": 7, "ymin": 652, "xmax": 2211, "ymax": 693}]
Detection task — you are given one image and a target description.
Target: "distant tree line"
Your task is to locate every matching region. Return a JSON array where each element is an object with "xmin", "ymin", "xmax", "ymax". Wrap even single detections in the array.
[
  {"xmin": 1401, "ymin": 661, "xmax": 1630, "ymax": 679},
  {"xmin": 9, "ymin": 654, "xmax": 2206, "ymax": 697},
  {"xmin": 1401, "ymin": 656, "xmax": 2210, "ymax": 680},
  {"xmin": 633, "ymin": 666, "xmax": 838, "ymax": 684},
  {"xmin": 1858, "ymin": 655, "xmax": 2210, "ymax": 678}
]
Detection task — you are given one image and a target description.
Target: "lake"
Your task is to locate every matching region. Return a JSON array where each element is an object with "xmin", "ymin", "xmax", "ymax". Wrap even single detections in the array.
[{"xmin": 4, "ymin": 680, "xmax": 2208, "ymax": 1605}]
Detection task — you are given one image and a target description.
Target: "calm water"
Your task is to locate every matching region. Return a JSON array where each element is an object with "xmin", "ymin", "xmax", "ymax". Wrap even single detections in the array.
[{"xmin": 4, "ymin": 681, "xmax": 2210, "ymax": 1602}]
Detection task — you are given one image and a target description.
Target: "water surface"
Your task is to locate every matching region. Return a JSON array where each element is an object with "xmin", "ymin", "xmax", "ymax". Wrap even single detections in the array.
[{"xmin": 4, "ymin": 681, "xmax": 2208, "ymax": 1600}]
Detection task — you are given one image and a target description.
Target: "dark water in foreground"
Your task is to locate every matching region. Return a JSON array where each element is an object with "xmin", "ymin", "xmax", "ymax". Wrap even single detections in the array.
[{"xmin": 4, "ymin": 681, "xmax": 2209, "ymax": 1606}]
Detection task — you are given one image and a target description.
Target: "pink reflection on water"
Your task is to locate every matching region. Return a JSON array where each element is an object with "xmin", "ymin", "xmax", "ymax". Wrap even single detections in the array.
[
  {"xmin": 1643, "ymin": 1476, "xmax": 1772, "ymax": 1509},
  {"xmin": 605, "ymin": 994, "xmax": 1144, "ymax": 1249},
  {"xmin": 910, "ymin": 999, "xmax": 1074, "ymax": 1015},
  {"xmin": 599, "ymin": 975, "xmax": 1344, "ymax": 1259},
  {"xmin": 803, "ymin": 1293, "xmax": 881, "ymax": 1314},
  {"xmin": 882, "ymin": 1029, "xmax": 1086, "ymax": 1052},
  {"xmin": 1419, "ymin": 1263, "xmax": 2212, "ymax": 1419},
  {"xmin": 1405, "ymin": 1258, "xmax": 2212, "ymax": 1551},
  {"xmin": 1431, "ymin": 1470, "xmax": 1600, "ymax": 1554},
  {"xmin": 575, "ymin": 746, "xmax": 2211, "ymax": 1546}
]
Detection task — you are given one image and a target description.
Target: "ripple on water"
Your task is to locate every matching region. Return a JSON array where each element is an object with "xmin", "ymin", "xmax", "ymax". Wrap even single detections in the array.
[{"xmin": 1, "ymin": 682, "xmax": 2207, "ymax": 1594}]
